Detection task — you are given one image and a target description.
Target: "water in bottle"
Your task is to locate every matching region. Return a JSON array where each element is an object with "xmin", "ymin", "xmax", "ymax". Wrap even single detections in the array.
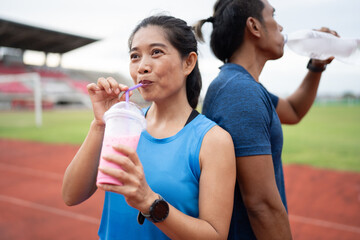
[{"xmin": 284, "ymin": 29, "xmax": 360, "ymax": 65}]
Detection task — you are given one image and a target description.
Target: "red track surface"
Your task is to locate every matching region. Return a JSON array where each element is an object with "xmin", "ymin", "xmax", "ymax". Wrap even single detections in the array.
[{"xmin": 0, "ymin": 139, "xmax": 359, "ymax": 239}]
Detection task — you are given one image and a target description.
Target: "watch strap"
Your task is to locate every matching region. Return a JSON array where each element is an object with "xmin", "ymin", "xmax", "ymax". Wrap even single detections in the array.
[{"xmin": 137, "ymin": 211, "xmax": 147, "ymax": 225}]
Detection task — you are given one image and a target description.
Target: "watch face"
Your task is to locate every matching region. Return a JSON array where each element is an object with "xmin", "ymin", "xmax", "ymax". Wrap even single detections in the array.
[{"xmin": 151, "ymin": 199, "xmax": 169, "ymax": 222}]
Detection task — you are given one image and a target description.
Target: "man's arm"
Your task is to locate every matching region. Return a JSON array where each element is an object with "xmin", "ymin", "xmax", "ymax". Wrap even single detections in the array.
[
  {"xmin": 236, "ymin": 155, "xmax": 292, "ymax": 240},
  {"xmin": 277, "ymin": 27, "xmax": 339, "ymax": 124},
  {"xmin": 276, "ymin": 64, "xmax": 324, "ymax": 124}
]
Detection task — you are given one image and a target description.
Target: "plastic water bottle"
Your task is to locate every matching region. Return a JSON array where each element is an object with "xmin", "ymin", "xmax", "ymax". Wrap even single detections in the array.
[{"xmin": 284, "ymin": 29, "xmax": 360, "ymax": 65}]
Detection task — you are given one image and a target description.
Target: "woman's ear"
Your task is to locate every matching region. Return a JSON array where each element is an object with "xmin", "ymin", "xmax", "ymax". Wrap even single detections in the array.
[
  {"xmin": 246, "ymin": 17, "xmax": 262, "ymax": 38},
  {"xmin": 183, "ymin": 52, "xmax": 197, "ymax": 76}
]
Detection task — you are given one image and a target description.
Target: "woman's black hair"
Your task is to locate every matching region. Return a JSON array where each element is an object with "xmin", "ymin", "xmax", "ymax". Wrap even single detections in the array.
[
  {"xmin": 128, "ymin": 15, "xmax": 201, "ymax": 109},
  {"xmin": 194, "ymin": 0, "xmax": 265, "ymax": 63}
]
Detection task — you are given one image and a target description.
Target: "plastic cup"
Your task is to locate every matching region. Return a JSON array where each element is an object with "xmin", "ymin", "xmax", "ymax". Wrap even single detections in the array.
[{"xmin": 97, "ymin": 101, "xmax": 146, "ymax": 185}]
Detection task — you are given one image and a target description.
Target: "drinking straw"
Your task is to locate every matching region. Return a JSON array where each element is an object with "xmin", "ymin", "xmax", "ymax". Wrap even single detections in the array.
[{"xmin": 124, "ymin": 83, "xmax": 143, "ymax": 103}]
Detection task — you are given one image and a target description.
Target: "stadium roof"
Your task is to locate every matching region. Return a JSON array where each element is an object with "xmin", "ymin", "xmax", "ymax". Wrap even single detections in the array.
[{"xmin": 0, "ymin": 18, "xmax": 100, "ymax": 54}]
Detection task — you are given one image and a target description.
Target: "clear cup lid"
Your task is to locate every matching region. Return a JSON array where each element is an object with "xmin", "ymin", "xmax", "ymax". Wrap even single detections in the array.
[{"xmin": 104, "ymin": 102, "xmax": 146, "ymax": 129}]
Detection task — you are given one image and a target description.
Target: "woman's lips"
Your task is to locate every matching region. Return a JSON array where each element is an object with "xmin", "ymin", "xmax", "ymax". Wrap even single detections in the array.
[{"xmin": 139, "ymin": 80, "xmax": 153, "ymax": 86}]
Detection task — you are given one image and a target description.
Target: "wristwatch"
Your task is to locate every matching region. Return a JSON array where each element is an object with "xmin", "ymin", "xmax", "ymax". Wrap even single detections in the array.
[
  {"xmin": 307, "ymin": 59, "xmax": 326, "ymax": 73},
  {"xmin": 137, "ymin": 195, "xmax": 169, "ymax": 225}
]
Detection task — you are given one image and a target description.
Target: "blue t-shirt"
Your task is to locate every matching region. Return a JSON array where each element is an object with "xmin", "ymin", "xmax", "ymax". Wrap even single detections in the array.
[
  {"xmin": 98, "ymin": 114, "xmax": 216, "ymax": 240},
  {"xmin": 202, "ymin": 63, "xmax": 287, "ymax": 240}
]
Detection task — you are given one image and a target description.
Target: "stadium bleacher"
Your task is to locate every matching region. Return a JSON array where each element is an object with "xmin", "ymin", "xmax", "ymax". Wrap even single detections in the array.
[
  {"xmin": 0, "ymin": 18, "xmax": 147, "ymax": 110},
  {"xmin": 0, "ymin": 62, "xmax": 26, "ymax": 74},
  {"xmin": 0, "ymin": 80, "xmax": 32, "ymax": 94}
]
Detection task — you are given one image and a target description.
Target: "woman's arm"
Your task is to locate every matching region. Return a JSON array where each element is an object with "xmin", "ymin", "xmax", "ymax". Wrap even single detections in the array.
[
  {"xmin": 98, "ymin": 125, "xmax": 236, "ymax": 240},
  {"xmin": 62, "ymin": 120, "xmax": 104, "ymax": 206},
  {"xmin": 62, "ymin": 77, "xmax": 131, "ymax": 206}
]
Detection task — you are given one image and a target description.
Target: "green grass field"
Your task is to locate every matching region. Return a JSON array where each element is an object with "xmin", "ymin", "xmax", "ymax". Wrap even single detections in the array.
[
  {"xmin": 1, "ymin": 105, "xmax": 359, "ymax": 172},
  {"xmin": 282, "ymin": 104, "xmax": 360, "ymax": 172},
  {"xmin": 0, "ymin": 109, "xmax": 94, "ymax": 144}
]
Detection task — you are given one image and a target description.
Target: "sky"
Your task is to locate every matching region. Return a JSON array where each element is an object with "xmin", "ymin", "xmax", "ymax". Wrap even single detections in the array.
[{"xmin": 0, "ymin": 0, "xmax": 359, "ymax": 98}]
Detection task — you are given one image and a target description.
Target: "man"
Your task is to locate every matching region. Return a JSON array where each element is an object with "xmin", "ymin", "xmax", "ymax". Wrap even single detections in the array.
[{"xmin": 196, "ymin": 0, "xmax": 338, "ymax": 239}]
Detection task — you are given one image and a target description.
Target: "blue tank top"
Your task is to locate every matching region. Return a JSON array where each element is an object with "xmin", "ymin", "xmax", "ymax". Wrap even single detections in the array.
[{"xmin": 98, "ymin": 114, "xmax": 216, "ymax": 240}]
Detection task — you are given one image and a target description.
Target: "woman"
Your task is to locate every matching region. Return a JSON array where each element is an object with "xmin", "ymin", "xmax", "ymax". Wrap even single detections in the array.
[
  {"xmin": 195, "ymin": 0, "xmax": 337, "ymax": 239},
  {"xmin": 62, "ymin": 15, "xmax": 236, "ymax": 240}
]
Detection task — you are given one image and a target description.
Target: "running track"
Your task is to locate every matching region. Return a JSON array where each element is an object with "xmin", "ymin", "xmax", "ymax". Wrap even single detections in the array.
[{"xmin": 0, "ymin": 139, "xmax": 359, "ymax": 239}]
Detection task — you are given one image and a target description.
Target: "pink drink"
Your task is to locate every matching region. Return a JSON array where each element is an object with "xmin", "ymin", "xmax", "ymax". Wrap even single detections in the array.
[
  {"xmin": 97, "ymin": 135, "xmax": 141, "ymax": 185},
  {"xmin": 96, "ymin": 101, "xmax": 146, "ymax": 187}
]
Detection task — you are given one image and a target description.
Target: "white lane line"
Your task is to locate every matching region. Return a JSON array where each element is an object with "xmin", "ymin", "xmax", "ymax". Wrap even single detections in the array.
[
  {"xmin": 0, "ymin": 163, "xmax": 63, "ymax": 180},
  {"xmin": 290, "ymin": 214, "xmax": 360, "ymax": 234},
  {"xmin": 0, "ymin": 194, "xmax": 100, "ymax": 225}
]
